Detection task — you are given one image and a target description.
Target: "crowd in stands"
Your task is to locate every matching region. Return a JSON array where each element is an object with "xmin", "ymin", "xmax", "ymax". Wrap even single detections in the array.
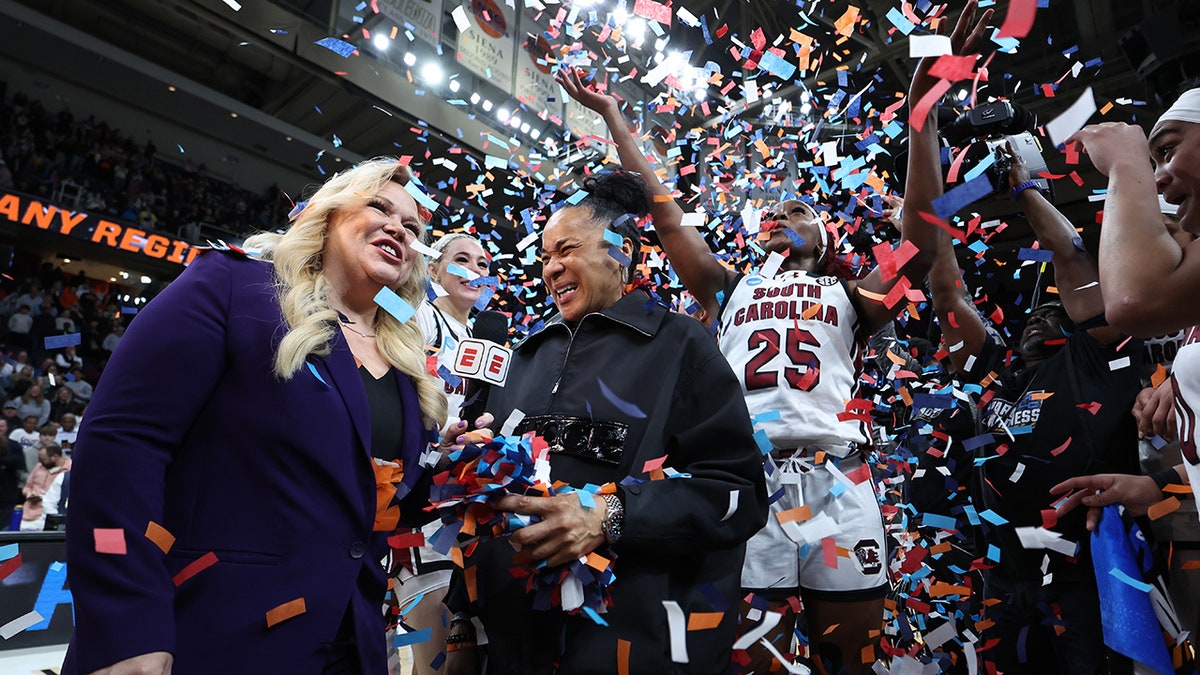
[
  {"xmin": 0, "ymin": 261, "xmax": 133, "ymax": 530},
  {"xmin": 0, "ymin": 89, "xmax": 292, "ymax": 240}
]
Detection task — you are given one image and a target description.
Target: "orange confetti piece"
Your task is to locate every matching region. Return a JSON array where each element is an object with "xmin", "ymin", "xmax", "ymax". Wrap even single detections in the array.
[
  {"xmin": 266, "ymin": 597, "xmax": 307, "ymax": 628},
  {"xmin": 585, "ymin": 552, "xmax": 611, "ymax": 571},
  {"xmin": 1180, "ymin": 560, "xmax": 1200, "ymax": 570},
  {"xmin": 776, "ymin": 505, "xmax": 813, "ymax": 523},
  {"xmin": 1148, "ymin": 497, "xmax": 1181, "ymax": 521},
  {"xmin": 687, "ymin": 612, "xmax": 725, "ymax": 630},
  {"xmin": 822, "ymin": 622, "xmax": 841, "ymax": 636},
  {"xmin": 145, "ymin": 521, "xmax": 175, "ymax": 554},
  {"xmin": 929, "ymin": 582, "xmax": 972, "ymax": 597},
  {"xmin": 801, "ymin": 303, "xmax": 825, "ymax": 320},
  {"xmin": 617, "ymin": 638, "xmax": 631, "ymax": 675},
  {"xmin": 1151, "ymin": 364, "xmax": 1169, "ymax": 389}
]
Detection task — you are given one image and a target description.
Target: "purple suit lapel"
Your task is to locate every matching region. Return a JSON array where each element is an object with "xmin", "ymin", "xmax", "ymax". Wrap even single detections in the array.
[{"xmin": 317, "ymin": 331, "xmax": 373, "ymax": 465}]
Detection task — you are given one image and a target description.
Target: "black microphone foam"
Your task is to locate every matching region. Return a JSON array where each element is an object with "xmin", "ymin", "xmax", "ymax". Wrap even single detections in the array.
[{"xmin": 460, "ymin": 310, "xmax": 509, "ymax": 425}]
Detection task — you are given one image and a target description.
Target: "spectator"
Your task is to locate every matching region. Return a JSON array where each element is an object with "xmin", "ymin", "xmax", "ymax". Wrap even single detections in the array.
[
  {"xmin": 19, "ymin": 443, "xmax": 69, "ymax": 531},
  {"xmin": 49, "ymin": 386, "xmax": 81, "ymax": 422},
  {"xmin": 55, "ymin": 344, "xmax": 83, "ymax": 370},
  {"xmin": 15, "ymin": 383, "xmax": 51, "ymax": 426},
  {"xmin": 6, "ymin": 305, "xmax": 32, "ymax": 347},
  {"xmin": 8, "ymin": 414, "xmax": 39, "ymax": 476},
  {"xmin": 56, "ymin": 412, "xmax": 79, "ymax": 451},
  {"xmin": 64, "ymin": 365, "xmax": 93, "ymax": 402},
  {"xmin": 101, "ymin": 323, "xmax": 124, "ymax": 352},
  {"xmin": 0, "ymin": 419, "xmax": 22, "ymax": 529},
  {"xmin": 0, "ymin": 400, "xmax": 20, "ymax": 431}
]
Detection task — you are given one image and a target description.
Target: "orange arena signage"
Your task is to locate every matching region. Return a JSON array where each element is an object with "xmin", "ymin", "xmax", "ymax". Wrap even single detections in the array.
[{"xmin": 0, "ymin": 192, "xmax": 202, "ymax": 266}]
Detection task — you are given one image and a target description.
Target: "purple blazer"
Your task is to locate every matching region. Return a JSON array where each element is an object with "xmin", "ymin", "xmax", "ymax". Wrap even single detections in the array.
[{"xmin": 62, "ymin": 251, "xmax": 430, "ymax": 674}]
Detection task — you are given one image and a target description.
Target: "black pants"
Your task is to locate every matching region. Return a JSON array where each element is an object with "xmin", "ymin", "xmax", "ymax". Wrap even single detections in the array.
[{"xmin": 981, "ymin": 573, "xmax": 1131, "ymax": 674}]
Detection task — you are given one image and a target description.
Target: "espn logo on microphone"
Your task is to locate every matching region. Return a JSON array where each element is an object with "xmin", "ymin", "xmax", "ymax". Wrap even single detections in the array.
[{"xmin": 452, "ymin": 339, "xmax": 511, "ymax": 386}]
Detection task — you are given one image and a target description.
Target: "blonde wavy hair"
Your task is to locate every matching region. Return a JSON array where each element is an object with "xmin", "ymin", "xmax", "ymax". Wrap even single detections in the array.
[{"xmin": 243, "ymin": 157, "xmax": 448, "ymax": 428}]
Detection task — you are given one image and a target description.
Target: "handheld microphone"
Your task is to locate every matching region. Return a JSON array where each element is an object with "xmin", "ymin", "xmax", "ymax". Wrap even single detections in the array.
[{"xmin": 457, "ymin": 310, "xmax": 510, "ymax": 424}]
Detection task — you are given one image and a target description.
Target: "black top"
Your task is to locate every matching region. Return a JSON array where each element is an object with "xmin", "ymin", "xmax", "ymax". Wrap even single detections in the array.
[
  {"xmin": 965, "ymin": 330, "xmax": 1142, "ymax": 580},
  {"xmin": 358, "ymin": 366, "xmax": 404, "ymax": 463}
]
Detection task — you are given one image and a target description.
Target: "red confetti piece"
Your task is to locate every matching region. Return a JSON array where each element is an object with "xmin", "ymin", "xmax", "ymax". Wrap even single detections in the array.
[{"xmin": 172, "ymin": 551, "xmax": 219, "ymax": 586}]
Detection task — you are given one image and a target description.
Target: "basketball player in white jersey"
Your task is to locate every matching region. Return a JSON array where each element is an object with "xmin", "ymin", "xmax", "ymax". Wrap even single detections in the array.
[
  {"xmin": 404, "ymin": 232, "xmax": 491, "ymax": 673},
  {"xmin": 556, "ymin": 5, "xmax": 990, "ymax": 672}
]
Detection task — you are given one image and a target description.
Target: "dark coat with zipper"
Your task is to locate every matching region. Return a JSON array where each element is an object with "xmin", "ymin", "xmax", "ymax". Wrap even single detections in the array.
[{"xmin": 451, "ymin": 290, "xmax": 768, "ymax": 674}]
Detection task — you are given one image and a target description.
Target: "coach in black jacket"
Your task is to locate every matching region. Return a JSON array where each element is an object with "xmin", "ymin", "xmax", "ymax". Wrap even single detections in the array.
[{"xmin": 445, "ymin": 173, "xmax": 767, "ymax": 674}]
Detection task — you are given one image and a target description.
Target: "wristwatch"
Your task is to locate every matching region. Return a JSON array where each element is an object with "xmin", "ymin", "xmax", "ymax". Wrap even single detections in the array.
[{"xmin": 601, "ymin": 493, "xmax": 624, "ymax": 543}]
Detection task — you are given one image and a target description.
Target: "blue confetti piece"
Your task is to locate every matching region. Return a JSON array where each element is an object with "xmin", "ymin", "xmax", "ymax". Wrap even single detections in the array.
[
  {"xmin": 607, "ymin": 245, "xmax": 631, "ymax": 267},
  {"xmin": 393, "ymin": 628, "xmax": 432, "ymax": 647},
  {"xmin": 1017, "ymin": 248, "xmax": 1054, "ymax": 262},
  {"xmin": 0, "ymin": 542, "xmax": 17, "ymax": 561},
  {"xmin": 306, "ymin": 362, "xmax": 330, "ymax": 389},
  {"xmin": 781, "ymin": 230, "xmax": 806, "ymax": 247},
  {"xmin": 753, "ymin": 429, "xmax": 773, "ymax": 455},
  {"xmin": 469, "ymin": 275, "xmax": 499, "ymax": 288},
  {"xmin": 979, "ymin": 509, "xmax": 1008, "ymax": 526},
  {"xmin": 566, "ymin": 190, "xmax": 589, "ymax": 205},
  {"xmin": 399, "ymin": 592, "xmax": 425, "ymax": 616},
  {"xmin": 582, "ymin": 605, "xmax": 609, "ymax": 626},
  {"xmin": 886, "ymin": 7, "xmax": 916, "ymax": 34},
  {"xmin": 50, "ymin": 561, "xmax": 64, "ymax": 572},
  {"xmin": 597, "ymin": 378, "xmax": 646, "ymax": 418},
  {"xmin": 374, "ymin": 287, "xmax": 416, "ymax": 324},
  {"xmin": 921, "ymin": 513, "xmax": 959, "ymax": 531},
  {"xmin": 602, "ymin": 229, "xmax": 624, "ymax": 246},
  {"xmin": 577, "ymin": 490, "xmax": 597, "ymax": 509},
  {"xmin": 314, "ymin": 36, "xmax": 356, "ymax": 58},
  {"xmin": 445, "ymin": 263, "xmax": 473, "ymax": 279},
  {"xmin": 961, "ymin": 433, "xmax": 995, "ymax": 451},
  {"xmin": 44, "ymin": 333, "xmax": 82, "ymax": 350},
  {"xmin": 758, "ymin": 51, "xmax": 797, "ymax": 80},
  {"xmin": 473, "ymin": 286, "xmax": 495, "ymax": 311},
  {"xmin": 403, "ymin": 181, "xmax": 440, "ymax": 213},
  {"xmin": 932, "ymin": 175, "xmax": 994, "ymax": 219},
  {"xmin": 437, "ymin": 365, "xmax": 463, "ymax": 389},
  {"xmin": 986, "ymin": 544, "xmax": 1002, "ymax": 562},
  {"xmin": 752, "ymin": 410, "xmax": 782, "ymax": 424},
  {"xmin": 1108, "ymin": 568, "xmax": 1153, "ymax": 593}
]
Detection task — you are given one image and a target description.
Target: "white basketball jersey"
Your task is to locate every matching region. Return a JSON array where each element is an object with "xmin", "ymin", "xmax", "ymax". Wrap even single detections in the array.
[
  {"xmin": 717, "ymin": 270, "xmax": 868, "ymax": 453},
  {"xmin": 1169, "ymin": 329, "xmax": 1200, "ymax": 507}
]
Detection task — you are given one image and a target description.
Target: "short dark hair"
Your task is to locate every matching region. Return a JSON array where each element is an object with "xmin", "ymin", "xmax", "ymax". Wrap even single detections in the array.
[
  {"xmin": 43, "ymin": 443, "xmax": 62, "ymax": 457},
  {"xmin": 40, "ymin": 423, "xmax": 57, "ymax": 435}
]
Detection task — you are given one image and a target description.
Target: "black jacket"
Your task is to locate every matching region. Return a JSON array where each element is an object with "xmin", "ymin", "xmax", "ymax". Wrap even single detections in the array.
[{"xmin": 451, "ymin": 291, "xmax": 768, "ymax": 674}]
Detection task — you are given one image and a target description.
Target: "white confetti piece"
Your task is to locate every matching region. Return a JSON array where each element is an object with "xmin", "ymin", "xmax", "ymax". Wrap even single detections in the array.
[
  {"xmin": 0, "ymin": 611, "xmax": 43, "ymax": 640},
  {"xmin": 1046, "ymin": 86, "xmax": 1096, "ymax": 147}
]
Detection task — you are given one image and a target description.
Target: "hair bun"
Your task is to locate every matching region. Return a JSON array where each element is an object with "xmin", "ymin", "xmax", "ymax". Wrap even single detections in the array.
[{"xmin": 581, "ymin": 171, "xmax": 651, "ymax": 218}]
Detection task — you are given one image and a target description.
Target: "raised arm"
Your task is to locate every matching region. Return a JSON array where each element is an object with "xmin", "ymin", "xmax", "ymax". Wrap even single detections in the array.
[
  {"xmin": 1008, "ymin": 148, "xmax": 1120, "ymax": 343},
  {"xmin": 557, "ymin": 68, "xmax": 732, "ymax": 313},
  {"xmin": 856, "ymin": 0, "xmax": 993, "ymax": 335},
  {"xmin": 929, "ymin": 229, "xmax": 989, "ymax": 374},
  {"xmin": 1068, "ymin": 121, "xmax": 1200, "ymax": 336}
]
